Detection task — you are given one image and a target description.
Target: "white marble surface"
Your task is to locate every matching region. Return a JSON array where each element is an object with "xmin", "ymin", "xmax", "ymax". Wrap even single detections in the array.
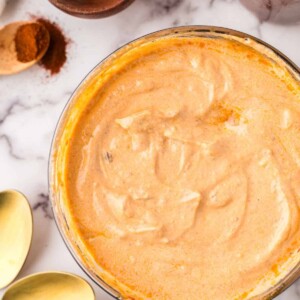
[{"xmin": 0, "ymin": 0, "xmax": 300, "ymax": 299}]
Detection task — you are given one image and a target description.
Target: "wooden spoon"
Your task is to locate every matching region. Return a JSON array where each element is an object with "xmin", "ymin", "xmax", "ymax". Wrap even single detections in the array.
[{"xmin": 0, "ymin": 21, "xmax": 50, "ymax": 75}]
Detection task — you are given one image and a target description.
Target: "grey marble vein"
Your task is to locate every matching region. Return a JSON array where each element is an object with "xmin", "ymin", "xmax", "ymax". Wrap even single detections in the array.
[
  {"xmin": 0, "ymin": 95, "xmax": 65, "ymax": 128},
  {"xmin": 0, "ymin": 100, "xmax": 30, "ymax": 126},
  {"xmin": 209, "ymin": 0, "xmax": 216, "ymax": 7},
  {"xmin": 150, "ymin": 0, "xmax": 185, "ymax": 15},
  {"xmin": 0, "ymin": 134, "xmax": 24, "ymax": 160},
  {"xmin": 33, "ymin": 193, "xmax": 53, "ymax": 220},
  {"xmin": 0, "ymin": 130, "xmax": 47, "ymax": 161},
  {"xmin": 254, "ymin": 22, "xmax": 263, "ymax": 39}
]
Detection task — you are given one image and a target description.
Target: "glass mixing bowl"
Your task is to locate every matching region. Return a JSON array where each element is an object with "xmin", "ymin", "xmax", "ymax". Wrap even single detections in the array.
[{"xmin": 49, "ymin": 26, "xmax": 300, "ymax": 300}]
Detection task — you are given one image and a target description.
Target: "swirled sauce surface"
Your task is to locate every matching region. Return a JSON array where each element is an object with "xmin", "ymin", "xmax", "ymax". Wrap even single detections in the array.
[{"xmin": 64, "ymin": 36, "xmax": 300, "ymax": 299}]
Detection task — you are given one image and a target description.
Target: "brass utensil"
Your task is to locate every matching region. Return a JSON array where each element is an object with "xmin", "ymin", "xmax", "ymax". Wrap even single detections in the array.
[
  {"xmin": 0, "ymin": 21, "xmax": 49, "ymax": 75},
  {"xmin": 0, "ymin": 190, "xmax": 33, "ymax": 289},
  {"xmin": 2, "ymin": 272, "xmax": 95, "ymax": 300}
]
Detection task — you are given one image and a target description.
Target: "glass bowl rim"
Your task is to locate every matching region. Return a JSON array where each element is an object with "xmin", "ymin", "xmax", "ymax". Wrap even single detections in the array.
[{"xmin": 48, "ymin": 25, "xmax": 300, "ymax": 300}]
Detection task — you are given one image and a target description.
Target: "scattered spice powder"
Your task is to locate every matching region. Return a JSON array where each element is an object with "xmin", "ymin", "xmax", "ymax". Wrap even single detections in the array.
[
  {"xmin": 15, "ymin": 23, "xmax": 49, "ymax": 63},
  {"xmin": 36, "ymin": 18, "xmax": 68, "ymax": 75}
]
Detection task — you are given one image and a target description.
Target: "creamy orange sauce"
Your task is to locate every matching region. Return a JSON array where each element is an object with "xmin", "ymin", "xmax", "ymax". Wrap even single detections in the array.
[{"xmin": 63, "ymin": 36, "xmax": 300, "ymax": 299}]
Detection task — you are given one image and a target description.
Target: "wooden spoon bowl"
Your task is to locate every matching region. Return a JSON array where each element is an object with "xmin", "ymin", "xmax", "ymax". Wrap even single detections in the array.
[{"xmin": 0, "ymin": 21, "xmax": 50, "ymax": 75}]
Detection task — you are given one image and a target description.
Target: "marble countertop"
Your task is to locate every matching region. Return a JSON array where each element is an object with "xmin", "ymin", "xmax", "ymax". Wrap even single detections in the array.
[{"xmin": 0, "ymin": 0, "xmax": 300, "ymax": 299}]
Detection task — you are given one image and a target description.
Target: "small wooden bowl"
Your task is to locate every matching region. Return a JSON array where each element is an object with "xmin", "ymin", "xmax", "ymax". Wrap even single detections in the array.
[{"xmin": 49, "ymin": 0, "xmax": 135, "ymax": 19}]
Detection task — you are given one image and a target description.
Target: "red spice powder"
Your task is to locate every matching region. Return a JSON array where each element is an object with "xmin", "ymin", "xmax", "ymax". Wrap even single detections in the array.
[
  {"xmin": 15, "ymin": 23, "xmax": 49, "ymax": 63},
  {"xmin": 36, "ymin": 18, "xmax": 68, "ymax": 75}
]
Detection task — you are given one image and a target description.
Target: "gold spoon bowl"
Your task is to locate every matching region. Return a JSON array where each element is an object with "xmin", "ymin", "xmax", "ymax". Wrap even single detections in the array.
[
  {"xmin": 0, "ymin": 190, "xmax": 33, "ymax": 289},
  {"xmin": 2, "ymin": 272, "xmax": 95, "ymax": 300}
]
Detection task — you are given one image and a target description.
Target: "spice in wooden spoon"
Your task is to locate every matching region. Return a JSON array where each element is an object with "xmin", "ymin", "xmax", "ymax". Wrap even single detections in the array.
[{"xmin": 0, "ymin": 21, "xmax": 50, "ymax": 75}]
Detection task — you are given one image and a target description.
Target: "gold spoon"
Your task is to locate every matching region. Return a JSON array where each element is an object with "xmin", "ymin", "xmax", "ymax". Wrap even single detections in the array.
[
  {"xmin": 0, "ymin": 190, "xmax": 33, "ymax": 289},
  {"xmin": 2, "ymin": 272, "xmax": 95, "ymax": 300},
  {"xmin": 0, "ymin": 21, "xmax": 50, "ymax": 75}
]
